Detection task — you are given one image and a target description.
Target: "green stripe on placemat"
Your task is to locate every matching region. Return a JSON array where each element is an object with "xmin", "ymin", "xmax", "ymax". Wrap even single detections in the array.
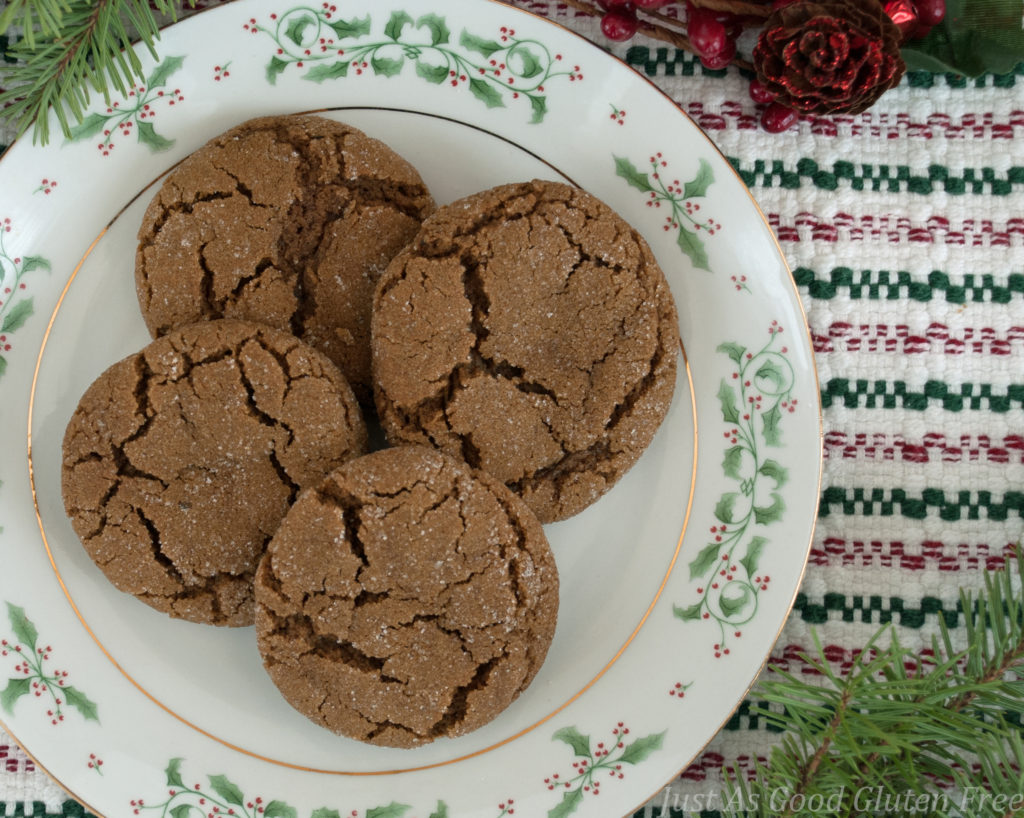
[
  {"xmin": 820, "ymin": 379, "xmax": 1024, "ymax": 412},
  {"xmin": 819, "ymin": 487, "xmax": 1024, "ymax": 520},
  {"xmin": 794, "ymin": 268, "xmax": 1024, "ymax": 304},
  {"xmin": 0, "ymin": 803, "xmax": 96, "ymax": 817},
  {"xmin": 726, "ymin": 157, "xmax": 1024, "ymax": 195}
]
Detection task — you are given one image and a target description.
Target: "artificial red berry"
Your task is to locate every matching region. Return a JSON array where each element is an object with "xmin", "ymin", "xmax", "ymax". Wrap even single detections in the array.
[
  {"xmin": 748, "ymin": 77, "xmax": 776, "ymax": 104},
  {"xmin": 597, "ymin": 0, "xmax": 634, "ymax": 10},
  {"xmin": 601, "ymin": 8, "xmax": 639, "ymax": 41},
  {"xmin": 700, "ymin": 36, "xmax": 736, "ymax": 69},
  {"xmin": 687, "ymin": 5, "xmax": 728, "ymax": 58},
  {"xmin": 761, "ymin": 101, "xmax": 798, "ymax": 133},
  {"xmin": 915, "ymin": 0, "xmax": 946, "ymax": 25}
]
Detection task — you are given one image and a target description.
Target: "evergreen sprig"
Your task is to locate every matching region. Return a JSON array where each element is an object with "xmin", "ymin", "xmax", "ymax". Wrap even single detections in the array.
[
  {"xmin": 0, "ymin": 0, "xmax": 191, "ymax": 144},
  {"xmin": 721, "ymin": 549, "xmax": 1024, "ymax": 818}
]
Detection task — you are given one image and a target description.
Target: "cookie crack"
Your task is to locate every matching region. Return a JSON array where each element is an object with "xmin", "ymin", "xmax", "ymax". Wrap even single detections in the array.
[{"xmin": 428, "ymin": 654, "xmax": 501, "ymax": 738}]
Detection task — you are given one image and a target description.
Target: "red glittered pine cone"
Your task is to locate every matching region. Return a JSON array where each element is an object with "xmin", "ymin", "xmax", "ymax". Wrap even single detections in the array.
[{"xmin": 751, "ymin": 0, "xmax": 906, "ymax": 116}]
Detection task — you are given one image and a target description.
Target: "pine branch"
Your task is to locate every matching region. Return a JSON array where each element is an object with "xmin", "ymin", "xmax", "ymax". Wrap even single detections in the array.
[
  {"xmin": 0, "ymin": 0, "xmax": 192, "ymax": 144},
  {"xmin": 721, "ymin": 548, "xmax": 1024, "ymax": 817}
]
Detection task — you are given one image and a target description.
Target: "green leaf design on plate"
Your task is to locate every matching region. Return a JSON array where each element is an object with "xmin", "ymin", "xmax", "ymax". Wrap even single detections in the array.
[
  {"xmin": 459, "ymin": 29, "xmax": 504, "ymax": 57},
  {"xmin": 366, "ymin": 804, "xmax": 412, "ymax": 818},
  {"xmin": 285, "ymin": 13, "xmax": 317, "ymax": 46},
  {"xmin": 676, "ymin": 223, "xmax": 709, "ymax": 271},
  {"xmin": 529, "ymin": 94, "xmax": 547, "ymax": 124},
  {"xmin": 613, "ymin": 155, "xmax": 652, "ymax": 192},
  {"xmin": 263, "ymin": 802, "xmax": 299, "ymax": 818},
  {"xmin": 415, "ymin": 60, "xmax": 449, "ymax": 83},
  {"xmin": 427, "ymin": 801, "xmax": 449, "ymax": 818},
  {"xmin": 147, "ymin": 55, "xmax": 184, "ymax": 88},
  {"xmin": 169, "ymin": 805, "xmax": 193, "ymax": 818},
  {"xmin": 208, "ymin": 774, "xmax": 245, "ymax": 807},
  {"xmin": 762, "ymin": 402, "xmax": 783, "ymax": 447},
  {"xmin": 0, "ymin": 677, "xmax": 31, "ymax": 715},
  {"xmin": 512, "ymin": 44, "xmax": 543, "ymax": 78},
  {"xmin": 384, "ymin": 10, "xmax": 413, "ymax": 41},
  {"xmin": 717, "ymin": 381, "xmax": 741, "ymax": 425},
  {"xmin": 618, "ymin": 731, "xmax": 666, "ymax": 765},
  {"xmin": 329, "ymin": 15, "xmax": 371, "ymax": 39},
  {"xmin": 758, "ymin": 459, "xmax": 788, "ymax": 488},
  {"xmin": 371, "ymin": 55, "xmax": 404, "ymax": 77},
  {"xmin": 7, "ymin": 604, "xmax": 37, "ymax": 651},
  {"xmin": 717, "ymin": 341, "xmax": 746, "ymax": 364},
  {"xmin": 673, "ymin": 601, "xmax": 703, "ymax": 621},
  {"xmin": 722, "ymin": 445, "xmax": 744, "ymax": 480},
  {"xmin": 683, "ymin": 158, "xmax": 714, "ymax": 199},
  {"xmin": 417, "ymin": 13, "xmax": 450, "ymax": 45},
  {"xmin": 68, "ymin": 112, "xmax": 108, "ymax": 141},
  {"xmin": 305, "ymin": 61, "xmax": 351, "ymax": 82},
  {"xmin": 19, "ymin": 255, "xmax": 50, "ymax": 274},
  {"xmin": 62, "ymin": 685, "xmax": 99, "ymax": 721},
  {"xmin": 753, "ymin": 492, "xmax": 786, "ymax": 525},
  {"xmin": 552, "ymin": 725, "xmax": 591, "ymax": 757},
  {"xmin": 548, "ymin": 788, "xmax": 584, "ymax": 818},
  {"xmin": 0, "ymin": 356, "xmax": 7, "ymax": 378},
  {"xmin": 137, "ymin": 121, "xmax": 174, "ymax": 152},
  {"xmin": 468, "ymin": 77, "xmax": 504, "ymax": 108},
  {"xmin": 164, "ymin": 758, "xmax": 185, "ymax": 789},
  {"xmin": 0, "ymin": 299, "xmax": 32, "ymax": 334},
  {"xmin": 266, "ymin": 55, "xmax": 288, "ymax": 84},
  {"xmin": 688, "ymin": 542, "xmax": 721, "ymax": 580},
  {"xmin": 739, "ymin": 536, "xmax": 768, "ymax": 578},
  {"xmin": 755, "ymin": 357, "xmax": 786, "ymax": 390},
  {"xmin": 719, "ymin": 584, "xmax": 753, "ymax": 617},
  {"xmin": 311, "ymin": 810, "xmax": 342, "ymax": 818},
  {"xmin": 714, "ymin": 492, "xmax": 739, "ymax": 525}
]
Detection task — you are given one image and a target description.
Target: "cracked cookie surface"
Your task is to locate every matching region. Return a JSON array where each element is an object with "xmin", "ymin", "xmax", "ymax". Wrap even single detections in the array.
[
  {"xmin": 61, "ymin": 319, "xmax": 368, "ymax": 626},
  {"xmin": 372, "ymin": 179, "xmax": 680, "ymax": 523},
  {"xmin": 254, "ymin": 445, "xmax": 558, "ymax": 747},
  {"xmin": 135, "ymin": 114, "xmax": 435, "ymax": 405}
]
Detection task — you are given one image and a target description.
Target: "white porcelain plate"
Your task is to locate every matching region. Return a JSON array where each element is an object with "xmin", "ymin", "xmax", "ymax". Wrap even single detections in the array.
[{"xmin": 0, "ymin": 1, "xmax": 821, "ymax": 815}]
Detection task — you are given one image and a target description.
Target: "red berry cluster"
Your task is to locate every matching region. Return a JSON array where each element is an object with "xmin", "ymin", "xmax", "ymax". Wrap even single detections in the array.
[
  {"xmin": 596, "ymin": 0, "xmax": 675, "ymax": 42},
  {"xmin": 587, "ymin": 0, "xmax": 947, "ymax": 131}
]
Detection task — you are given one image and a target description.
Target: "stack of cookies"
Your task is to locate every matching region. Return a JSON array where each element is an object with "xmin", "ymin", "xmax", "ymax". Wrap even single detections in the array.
[{"xmin": 60, "ymin": 114, "xmax": 680, "ymax": 747}]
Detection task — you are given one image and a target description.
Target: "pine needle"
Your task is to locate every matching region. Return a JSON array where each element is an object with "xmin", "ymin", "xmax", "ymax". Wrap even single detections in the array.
[
  {"xmin": 0, "ymin": 0, "xmax": 193, "ymax": 144},
  {"xmin": 721, "ymin": 548, "xmax": 1024, "ymax": 817}
]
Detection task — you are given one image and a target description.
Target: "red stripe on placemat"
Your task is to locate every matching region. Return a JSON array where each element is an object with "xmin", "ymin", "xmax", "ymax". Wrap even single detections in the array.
[
  {"xmin": 813, "ymin": 323, "xmax": 1024, "ymax": 355},
  {"xmin": 682, "ymin": 103, "xmax": 1024, "ymax": 139},
  {"xmin": 809, "ymin": 539, "xmax": 1019, "ymax": 570},
  {"xmin": 823, "ymin": 431, "xmax": 1024, "ymax": 464},
  {"xmin": 768, "ymin": 212, "xmax": 1024, "ymax": 246},
  {"xmin": 0, "ymin": 744, "xmax": 34, "ymax": 774}
]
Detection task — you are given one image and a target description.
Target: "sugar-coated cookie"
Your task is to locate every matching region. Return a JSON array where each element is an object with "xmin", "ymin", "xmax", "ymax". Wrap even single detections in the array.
[
  {"xmin": 61, "ymin": 319, "xmax": 367, "ymax": 626},
  {"xmin": 135, "ymin": 114, "xmax": 435, "ymax": 405},
  {"xmin": 254, "ymin": 445, "xmax": 558, "ymax": 747},
  {"xmin": 372, "ymin": 179, "xmax": 679, "ymax": 523}
]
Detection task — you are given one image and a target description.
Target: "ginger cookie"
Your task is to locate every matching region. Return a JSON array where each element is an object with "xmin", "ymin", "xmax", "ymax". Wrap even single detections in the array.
[
  {"xmin": 135, "ymin": 114, "xmax": 435, "ymax": 405},
  {"xmin": 61, "ymin": 319, "xmax": 367, "ymax": 626},
  {"xmin": 371, "ymin": 180, "xmax": 680, "ymax": 523},
  {"xmin": 254, "ymin": 445, "xmax": 558, "ymax": 747}
]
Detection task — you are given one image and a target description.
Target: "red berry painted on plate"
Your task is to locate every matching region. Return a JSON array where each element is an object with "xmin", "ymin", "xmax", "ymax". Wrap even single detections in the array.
[
  {"xmin": 761, "ymin": 101, "xmax": 798, "ymax": 133},
  {"xmin": 601, "ymin": 8, "xmax": 639, "ymax": 41}
]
